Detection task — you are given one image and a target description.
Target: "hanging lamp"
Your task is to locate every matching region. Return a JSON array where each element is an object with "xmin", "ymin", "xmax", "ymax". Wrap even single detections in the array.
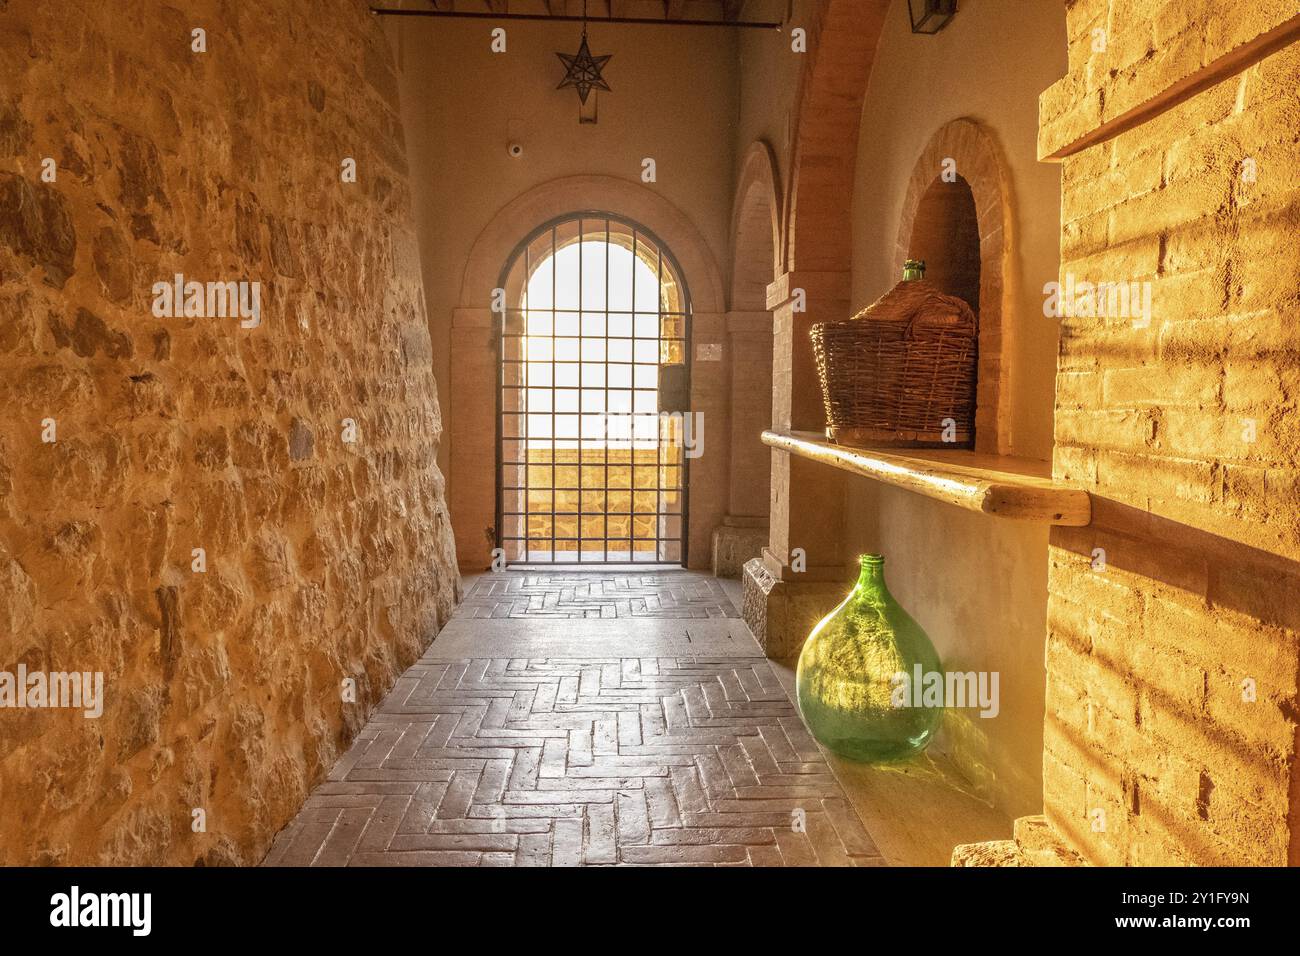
[{"xmin": 556, "ymin": 0, "xmax": 612, "ymax": 121}]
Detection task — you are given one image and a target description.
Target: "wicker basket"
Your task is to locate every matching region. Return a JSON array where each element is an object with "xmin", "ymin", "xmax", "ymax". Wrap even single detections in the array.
[{"xmin": 811, "ymin": 279, "xmax": 978, "ymax": 448}]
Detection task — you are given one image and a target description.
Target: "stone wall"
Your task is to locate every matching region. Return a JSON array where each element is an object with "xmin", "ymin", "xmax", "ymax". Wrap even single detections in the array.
[
  {"xmin": 1041, "ymin": 0, "xmax": 1300, "ymax": 864},
  {"xmin": 0, "ymin": 0, "xmax": 459, "ymax": 864}
]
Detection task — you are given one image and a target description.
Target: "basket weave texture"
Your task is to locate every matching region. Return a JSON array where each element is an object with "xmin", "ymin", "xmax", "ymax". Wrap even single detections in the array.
[{"xmin": 811, "ymin": 280, "xmax": 978, "ymax": 448}]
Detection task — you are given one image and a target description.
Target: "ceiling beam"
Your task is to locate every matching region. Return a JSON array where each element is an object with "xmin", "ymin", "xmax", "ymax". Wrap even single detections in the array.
[{"xmin": 372, "ymin": 6, "xmax": 783, "ymax": 28}]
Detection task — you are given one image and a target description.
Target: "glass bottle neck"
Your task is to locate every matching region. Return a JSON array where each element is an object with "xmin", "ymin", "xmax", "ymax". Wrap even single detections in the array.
[{"xmin": 855, "ymin": 556, "xmax": 888, "ymax": 593}]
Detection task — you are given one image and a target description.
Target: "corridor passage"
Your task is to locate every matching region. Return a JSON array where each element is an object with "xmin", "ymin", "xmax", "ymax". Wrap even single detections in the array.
[{"xmin": 264, "ymin": 570, "xmax": 885, "ymax": 867}]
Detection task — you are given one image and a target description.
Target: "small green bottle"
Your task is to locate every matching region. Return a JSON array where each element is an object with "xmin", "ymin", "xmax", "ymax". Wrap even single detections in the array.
[
  {"xmin": 796, "ymin": 554, "xmax": 943, "ymax": 762},
  {"xmin": 903, "ymin": 258, "xmax": 926, "ymax": 281}
]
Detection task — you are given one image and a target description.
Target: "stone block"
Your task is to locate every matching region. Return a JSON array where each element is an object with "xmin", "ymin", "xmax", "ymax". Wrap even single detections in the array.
[
  {"xmin": 950, "ymin": 840, "xmax": 1021, "ymax": 866},
  {"xmin": 0, "ymin": 172, "xmax": 76, "ymax": 288},
  {"xmin": 741, "ymin": 558, "xmax": 846, "ymax": 662},
  {"xmin": 951, "ymin": 817, "xmax": 1086, "ymax": 867},
  {"xmin": 710, "ymin": 518, "xmax": 768, "ymax": 579}
]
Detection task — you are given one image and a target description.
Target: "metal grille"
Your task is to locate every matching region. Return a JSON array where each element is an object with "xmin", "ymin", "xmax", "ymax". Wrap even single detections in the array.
[{"xmin": 496, "ymin": 213, "xmax": 690, "ymax": 565}]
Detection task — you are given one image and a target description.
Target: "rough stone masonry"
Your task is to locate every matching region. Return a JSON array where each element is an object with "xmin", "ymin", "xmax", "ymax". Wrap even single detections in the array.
[{"xmin": 0, "ymin": 0, "xmax": 460, "ymax": 864}]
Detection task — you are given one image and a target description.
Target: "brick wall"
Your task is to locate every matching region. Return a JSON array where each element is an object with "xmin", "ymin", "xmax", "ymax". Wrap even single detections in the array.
[
  {"xmin": 0, "ymin": 0, "xmax": 459, "ymax": 864},
  {"xmin": 1042, "ymin": 0, "xmax": 1300, "ymax": 864}
]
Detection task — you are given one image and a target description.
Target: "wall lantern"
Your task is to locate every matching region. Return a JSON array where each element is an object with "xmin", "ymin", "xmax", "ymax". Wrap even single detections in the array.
[{"xmin": 907, "ymin": 0, "xmax": 958, "ymax": 35}]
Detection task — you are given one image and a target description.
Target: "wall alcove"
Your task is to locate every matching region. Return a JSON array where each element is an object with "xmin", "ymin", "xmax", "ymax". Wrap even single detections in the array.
[
  {"xmin": 895, "ymin": 119, "xmax": 1013, "ymax": 456},
  {"xmin": 909, "ymin": 176, "xmax": 982, "ymax": 312}
]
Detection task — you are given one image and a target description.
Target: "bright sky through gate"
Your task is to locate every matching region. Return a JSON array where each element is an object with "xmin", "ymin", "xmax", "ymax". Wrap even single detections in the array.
[{"xmin": 522, "ymin": 240, "xmax": 666, "ymax": 449}]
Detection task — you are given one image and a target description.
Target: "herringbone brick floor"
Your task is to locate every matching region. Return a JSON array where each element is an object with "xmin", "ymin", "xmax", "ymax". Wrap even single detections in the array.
[
  {"xmin": 459, "ymin": 572, "xmax": 740, "ymax": 619},
  {"xmin": 265, "ymin": 572, "xmax": 882, "ymax": 867}
]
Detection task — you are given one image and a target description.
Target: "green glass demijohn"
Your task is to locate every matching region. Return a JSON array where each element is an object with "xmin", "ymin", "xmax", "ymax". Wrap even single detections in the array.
[{"xmin": 796, "ymin": 554, "xmax": 943, "ymax": 762}]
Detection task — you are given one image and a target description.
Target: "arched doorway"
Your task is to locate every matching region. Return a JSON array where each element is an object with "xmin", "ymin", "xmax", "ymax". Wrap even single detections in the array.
[{"xmin": 496, "ymin": 213, "xmax": 692, "ymax": 565}]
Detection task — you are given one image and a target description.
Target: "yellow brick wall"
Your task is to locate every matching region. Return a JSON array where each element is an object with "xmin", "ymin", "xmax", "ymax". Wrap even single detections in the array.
[{"xmin": 1045, "ymin": 1, "xmax": 1300, "ymax": 865}]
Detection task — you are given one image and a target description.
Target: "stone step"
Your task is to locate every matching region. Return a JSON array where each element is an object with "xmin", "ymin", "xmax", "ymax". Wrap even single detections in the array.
[{"xmin": 950, "ymin": 814, "xmax": 1085, "ymax": 867}]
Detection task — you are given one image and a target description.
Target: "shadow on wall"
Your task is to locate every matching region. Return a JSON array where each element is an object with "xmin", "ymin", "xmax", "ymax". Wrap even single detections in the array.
[
  {"xmin": 1054, "ymin": 496, "xmax": 1300, "ymax": 632},
  {"xmin": 1047, "ymin": 497, "xmax": 1300, "ymax": 865}
]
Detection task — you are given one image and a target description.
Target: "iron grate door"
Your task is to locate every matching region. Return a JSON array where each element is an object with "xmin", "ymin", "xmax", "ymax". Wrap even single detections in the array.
[{"xmin": 496, "ymin": 214, "xmax": 691, "ymax": 565}]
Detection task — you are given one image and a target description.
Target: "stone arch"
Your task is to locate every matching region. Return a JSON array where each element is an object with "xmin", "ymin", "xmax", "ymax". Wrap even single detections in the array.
[
  {"xmin": 729, "ymin": 141, "xmax": 782, "ymax": 311},
  {"xmin": 719, "ymin": 141, "xmax": 782, "ymax": 539},
  {"xmin": 459, "ymin": 174, "xmax": 724, "ymax": 314},
  {"xmin": 895, "ymin": 118, "xmax": 1014, "ymax": 456},
  {"xmin": 769, "ymin": 0, "xmax": 892, "ymax": 439},
  {"xmin": 449, "ymin": 175, "xmax": 725, "ymax": 570},
  {"xmin": 784, "ymin": 0, "xmax": 892, "ymax": 275}
]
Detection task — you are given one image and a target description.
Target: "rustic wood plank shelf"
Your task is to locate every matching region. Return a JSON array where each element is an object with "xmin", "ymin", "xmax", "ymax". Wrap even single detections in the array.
[{"xmin": 762, "ymin": 429, "xmax": 1092, "ymax": 526}]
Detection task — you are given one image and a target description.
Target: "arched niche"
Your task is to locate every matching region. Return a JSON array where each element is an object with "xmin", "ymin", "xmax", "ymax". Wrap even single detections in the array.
[
  {"xmin": 722, "ymin": 141, "xmax": 783, "ymax": 530},
  {"xmin": 729, "ymin": 141, "xmax": 783, "ymax": 312},
  {"xmin": 896, "ymin": 118, "xmax": 1014, "ymax": 456},
  {"xmin": 909, "ymin": 176, "xmax": 981, "ymax": 311}
]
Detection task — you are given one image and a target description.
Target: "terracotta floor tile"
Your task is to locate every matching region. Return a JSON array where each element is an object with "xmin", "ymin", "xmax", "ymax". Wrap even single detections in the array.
[{"xmin": 264, "ymin": 570, "xmax": 883, "ymax": 867}]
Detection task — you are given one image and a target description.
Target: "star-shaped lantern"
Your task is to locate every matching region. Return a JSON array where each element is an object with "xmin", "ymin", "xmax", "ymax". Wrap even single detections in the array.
[{"xmin": 556, "ymin": 30, "xmax": 612, "ymax": 105}]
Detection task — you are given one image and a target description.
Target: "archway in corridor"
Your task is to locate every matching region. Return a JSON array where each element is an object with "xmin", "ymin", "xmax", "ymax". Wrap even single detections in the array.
[
  {"xmin": 451, "ymin": 175, "xmax": 724, "ymax": 571},
  {"xmin": 496, "ymin": 214, "xmax": 692, "ymax": 565}
]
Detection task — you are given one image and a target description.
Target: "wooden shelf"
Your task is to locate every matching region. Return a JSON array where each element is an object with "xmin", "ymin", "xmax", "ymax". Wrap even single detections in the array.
[{"xmin": 762, "ymin": 430, "xmax": 1091, "ymax": 526}]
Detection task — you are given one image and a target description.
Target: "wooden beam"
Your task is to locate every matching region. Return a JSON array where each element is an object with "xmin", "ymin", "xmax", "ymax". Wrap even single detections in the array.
[
  {"xmin": 545, "ymin": 0, "xmax": 564, "ymax": 14},
  {"xmin": 665, "ymin": 0, "xmax": 687, "ymax": 19},
  {"xmin": 721, "ymin": 0, "xmax": 744, "ymax": 22},
  {"xmin": 762, "ymin": 430, "xmax": 1093, "ymax": 525},
  {"xmin": 373, "ymin": 6, "xmax": 783, "ymax": 27}
]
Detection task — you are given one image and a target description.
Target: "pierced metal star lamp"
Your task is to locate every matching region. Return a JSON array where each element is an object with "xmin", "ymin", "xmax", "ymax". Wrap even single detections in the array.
[{"xmin": 556, "ymin": 2, "xmax": 611, "ymax": 109}]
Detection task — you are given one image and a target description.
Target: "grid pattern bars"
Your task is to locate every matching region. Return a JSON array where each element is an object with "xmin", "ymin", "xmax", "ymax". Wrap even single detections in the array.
[{"xmin": 498, "ymin": 215, "xmax": 690, "ymax": 564}]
